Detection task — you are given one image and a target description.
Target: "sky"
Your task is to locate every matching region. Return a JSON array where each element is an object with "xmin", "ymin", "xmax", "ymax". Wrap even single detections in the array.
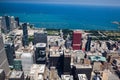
[{"xmin": 1, "ymin": 0, "xmax": 120, "ymax": 6}]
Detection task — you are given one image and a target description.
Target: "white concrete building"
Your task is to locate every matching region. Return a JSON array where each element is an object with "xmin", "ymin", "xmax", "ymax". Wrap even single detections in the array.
[{"xmin": 21, "ymin": 52, "xmax": 33, "ymax": 75}]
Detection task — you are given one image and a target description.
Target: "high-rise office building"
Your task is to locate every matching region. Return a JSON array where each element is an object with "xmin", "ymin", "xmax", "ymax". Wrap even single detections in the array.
[
  {"xmin": 63, "ymin": 53, "xmax": 71, "ymax": 74},
  {"xmin": 15, "ymin": 17, "xmax": 20, "ymax": 26},
  {"xmin": 65, "ymin": 40, "xmax": 72, "ymax": 49},
  {"xmin": 75, "ymin": 66, "xmax": 92, "ymax": 80},
  {"xmin": 72, "ymin": 31, "xmax": 82, "ymax": 50},
  {"xmin": 49, "ymin": 49, "xmax": 63, "ymax": 70},
  {"xmin": 1, "ymin": 16, "xmax": 10, "ymax": 33},
  {"xmin": 5, "ymin": 42, "xmax": 15, "ymax": 66},
  {"xmin": 10, "ymin": 16, "xmax": 17, "ymax": 30},
  {"xmin": 85, "ymin": 36, "xmax": 91, "ymax": 51},
  {"xmin": 49, "ymin": 51, "xmax": 61, "ymax": 68},
  {"xmin": 0, "ymin": 35, "xmax": 10, "ymax": 76},
  {"xmin": 21, "ymin": 53, "xmax": 33, "ymax": 75},
  {"xmin": 34, "ymin": 43, "xmax": 46, "ymax": 64},
  {"xmin": 33, "ymin": 32, "xmax": 47, "ymax": 45},
  {"xmin": 22, "ymin": 23, "xmax": 28, "ymax": 47},
  {"xmin": 0, "ymin": 17, "xmax": 2, "ymax": 33},
  {"xmin": 1, "ymin": 16, "xmax": 17, "ymax": 34},
  {"xmin": 0, "ymin": 69, "xmax": 5, "ymax": 80},
  {"xmin": 73, "ymin": 59, "xmax": 92, "ymax": 80},
  {"xmin": 4, "ymin": 16, "xmax": 10, "ymax": 33}
]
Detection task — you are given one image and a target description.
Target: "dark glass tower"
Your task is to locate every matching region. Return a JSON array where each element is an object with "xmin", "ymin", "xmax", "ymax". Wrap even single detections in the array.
[
  {"xmin": 33, "ymin": 32, "xmax": 47, "ymax": 45},
  {"xmin": 63, "ymin": 54, "xmax": 71, "ymax": 74},
  {"xmin": 2, "ymin": 16, "xmax": 11, "ymax": 33},
  {"xmin": 34, "ymin": 43, "xmax": 46, "ymax": 64},
  {"xmin": 85, "ymin": 36, "xmax": 92, "ymax": 51},
  {"xmin": 22, "ymin": 23, "xmax": 28, "ymax": 47},
  {"xmin": 15, "ymin": 17, "xmax": 20, "ymax": 26},
  {"xmin": 5, "ymin": 42, "xmax": 15, "ymax": 66},
  {"xmin": 5, "ymin": 16, "xmax": 10, "ymax": 31}
]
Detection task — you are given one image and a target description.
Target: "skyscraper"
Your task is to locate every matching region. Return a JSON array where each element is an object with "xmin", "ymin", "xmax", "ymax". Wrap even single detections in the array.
[
  {"xmin": 0, "ymin": 69, "xmax": 5, "ymax": 80},
  {"xmin": 34, "ymin": 43, "xmax": 46, "ymax": 64},
  {"xmin": 21, "ymin": 53, "xmax": 33, "ymax": 75},
  {"xmin": 15, "ymin": 17, "xmax": 20, "ymax": 26},
  {"xmin": 5, "ymin": 42, "xmax": 15, "ymax": 66},
  {"xmin": 0, "ymin": 17, "xmax": 2, "ymax": 33},
  {"xmin": 85, "ymin": 36, "xmax": 92, "ymax": 51},
  {"xmin": 65, "ymin": 40, "xmax": 72, "ymax": 49},
  {"xmin": 0, "ymin": 35, "xmax": 10, "ymax": 76},
  {"xmin": 72, "ymin": 31, "xmax": 82, "ymax": 50},
  {"xmin": 33, "ymin": 32, "xmax": 47, "ymax": 45},
  {"xmin": 1, "ymin": 16, "xmax": 10, "ymax": 33},
  {"xmin": 10, "ymin": 16, "xmax": 17, "ymax": 30},
  {"xmin": 22, "ymin": 23, "xmax": 28, "ymax": 47},
  {"xmin": 63, "ymin": 53, "xmax": 71, "ymax": 74}
]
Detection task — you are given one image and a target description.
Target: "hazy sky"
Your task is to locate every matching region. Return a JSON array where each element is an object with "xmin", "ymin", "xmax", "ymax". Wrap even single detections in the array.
[{"xmin": 1, "ymin": 0, "xmax": 120, "ymax": 6}]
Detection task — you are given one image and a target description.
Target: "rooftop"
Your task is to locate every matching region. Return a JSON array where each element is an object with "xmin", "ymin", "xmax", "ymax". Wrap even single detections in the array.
[
  {"xmin": 61, "ymin": 75, "xmax": 73, "ymax": 80},
  {"xmin": 101, "ymin": 70, "xmax": 120, "ymax": 80},
  {"xmin": 35, "ymin": 43, "xmax": 46, "ymax": 48},
  {"xmin": 86, "ymin": 52, "xmax": 102, "ymax": 56},
  {"xmin": 9, "ymin": 71, "xmax": 23, "ymax": 79},
  {"xmin": 64, "ymin": 50, "xmax": 72, "ymax": 56},
  {"xmin": 73, "ymin": 50, "xmax": 85, "ymax": 59},
  {"xmin": 74, "ymin": 64, "xmax": 92, "ymax": 69},
  {"xmin": 73, "ymin": 30, "xmax": 82, "ymax": 34},
  {"xmin": 49, "ymin": 67, "xmax": 60, "ymax": 80},
  {"xmin": 30, "ymin": 64, "xmax": 45, "ymax": 80},
  {"xmin": 50, "ymin": 46, "xmax": 59, "ymax": 51},
  {"xmin": 49, "ymin": 50, "xmax": 61, "ymax": 57},
  {"xmin": 93, "ymin": 62, "xmax": 102, "ymax": 71},
  {"xmin": 21, "ymin": 52, "xmax": 33, "ymax": 58},
  {"xmin": 30, "ymin": 64, "xmax": 45, "ymax": 75},
  {"xmin": 37, "ymin": 74, "xmax": 43, "ymax": 80},
  {"xmin": 16, "ymin": 45, "xmax": 34, "ymax": 53},
  {"xmin": 90, "ymin": 56, "xmax": 106, "ymax": 62},
  {"xmin": 108, "ymin": 71, "xmax": 120, "ymax": 80},
  {"xmin": 102, "ymin": 71, "xmax": 108, "ymax": 80},
  {"xmin": 78, "ymin": 74, "xmax": 88, "ymax": 80}
]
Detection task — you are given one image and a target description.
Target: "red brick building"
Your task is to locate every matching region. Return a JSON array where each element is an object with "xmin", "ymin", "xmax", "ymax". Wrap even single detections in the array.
[{"xmin": 72, "ymin": 30, "xmax": 82, "ymax": 50}]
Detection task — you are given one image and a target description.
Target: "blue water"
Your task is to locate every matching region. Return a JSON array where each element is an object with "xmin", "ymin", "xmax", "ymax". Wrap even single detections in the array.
[{"xmin": 0, "ymin": 2, "xmax": 120, "ymax": 30}]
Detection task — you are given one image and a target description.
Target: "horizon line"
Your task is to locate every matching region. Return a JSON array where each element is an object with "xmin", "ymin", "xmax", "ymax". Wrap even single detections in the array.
[{"xmin": 1, "ymin": 1, "xmax": 120, "ymax": 7}]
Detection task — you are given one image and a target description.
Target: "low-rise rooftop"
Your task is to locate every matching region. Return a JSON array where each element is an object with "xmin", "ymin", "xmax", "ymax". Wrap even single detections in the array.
[
  {"xmin": 61, "ymin": 75, "xmax": 73, "ymax": 80},
  {"xmin": 9, "ymin": 71, "xmax": 23, "ymax": 79},
  {"xmin": 30, "ymin": 64, "xmax": 46, "ymax": 80},
  {"xmin": 74, "ymin": 64, "xmax": 92, "ymax": 69},
  {"xmin": 89, "ymin": 56, "xmax": 106, "ymax": 62},
  {"xmin": 49, "ymin": 67, "xmax": 60, "ymax": 80},
  {"xmin": 78, "ymin": 74, "xmax": 88, "ymax": 80},
  {"xmin": 30, "ymin": 64, "xmax": 45, "ymax": 74}
]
